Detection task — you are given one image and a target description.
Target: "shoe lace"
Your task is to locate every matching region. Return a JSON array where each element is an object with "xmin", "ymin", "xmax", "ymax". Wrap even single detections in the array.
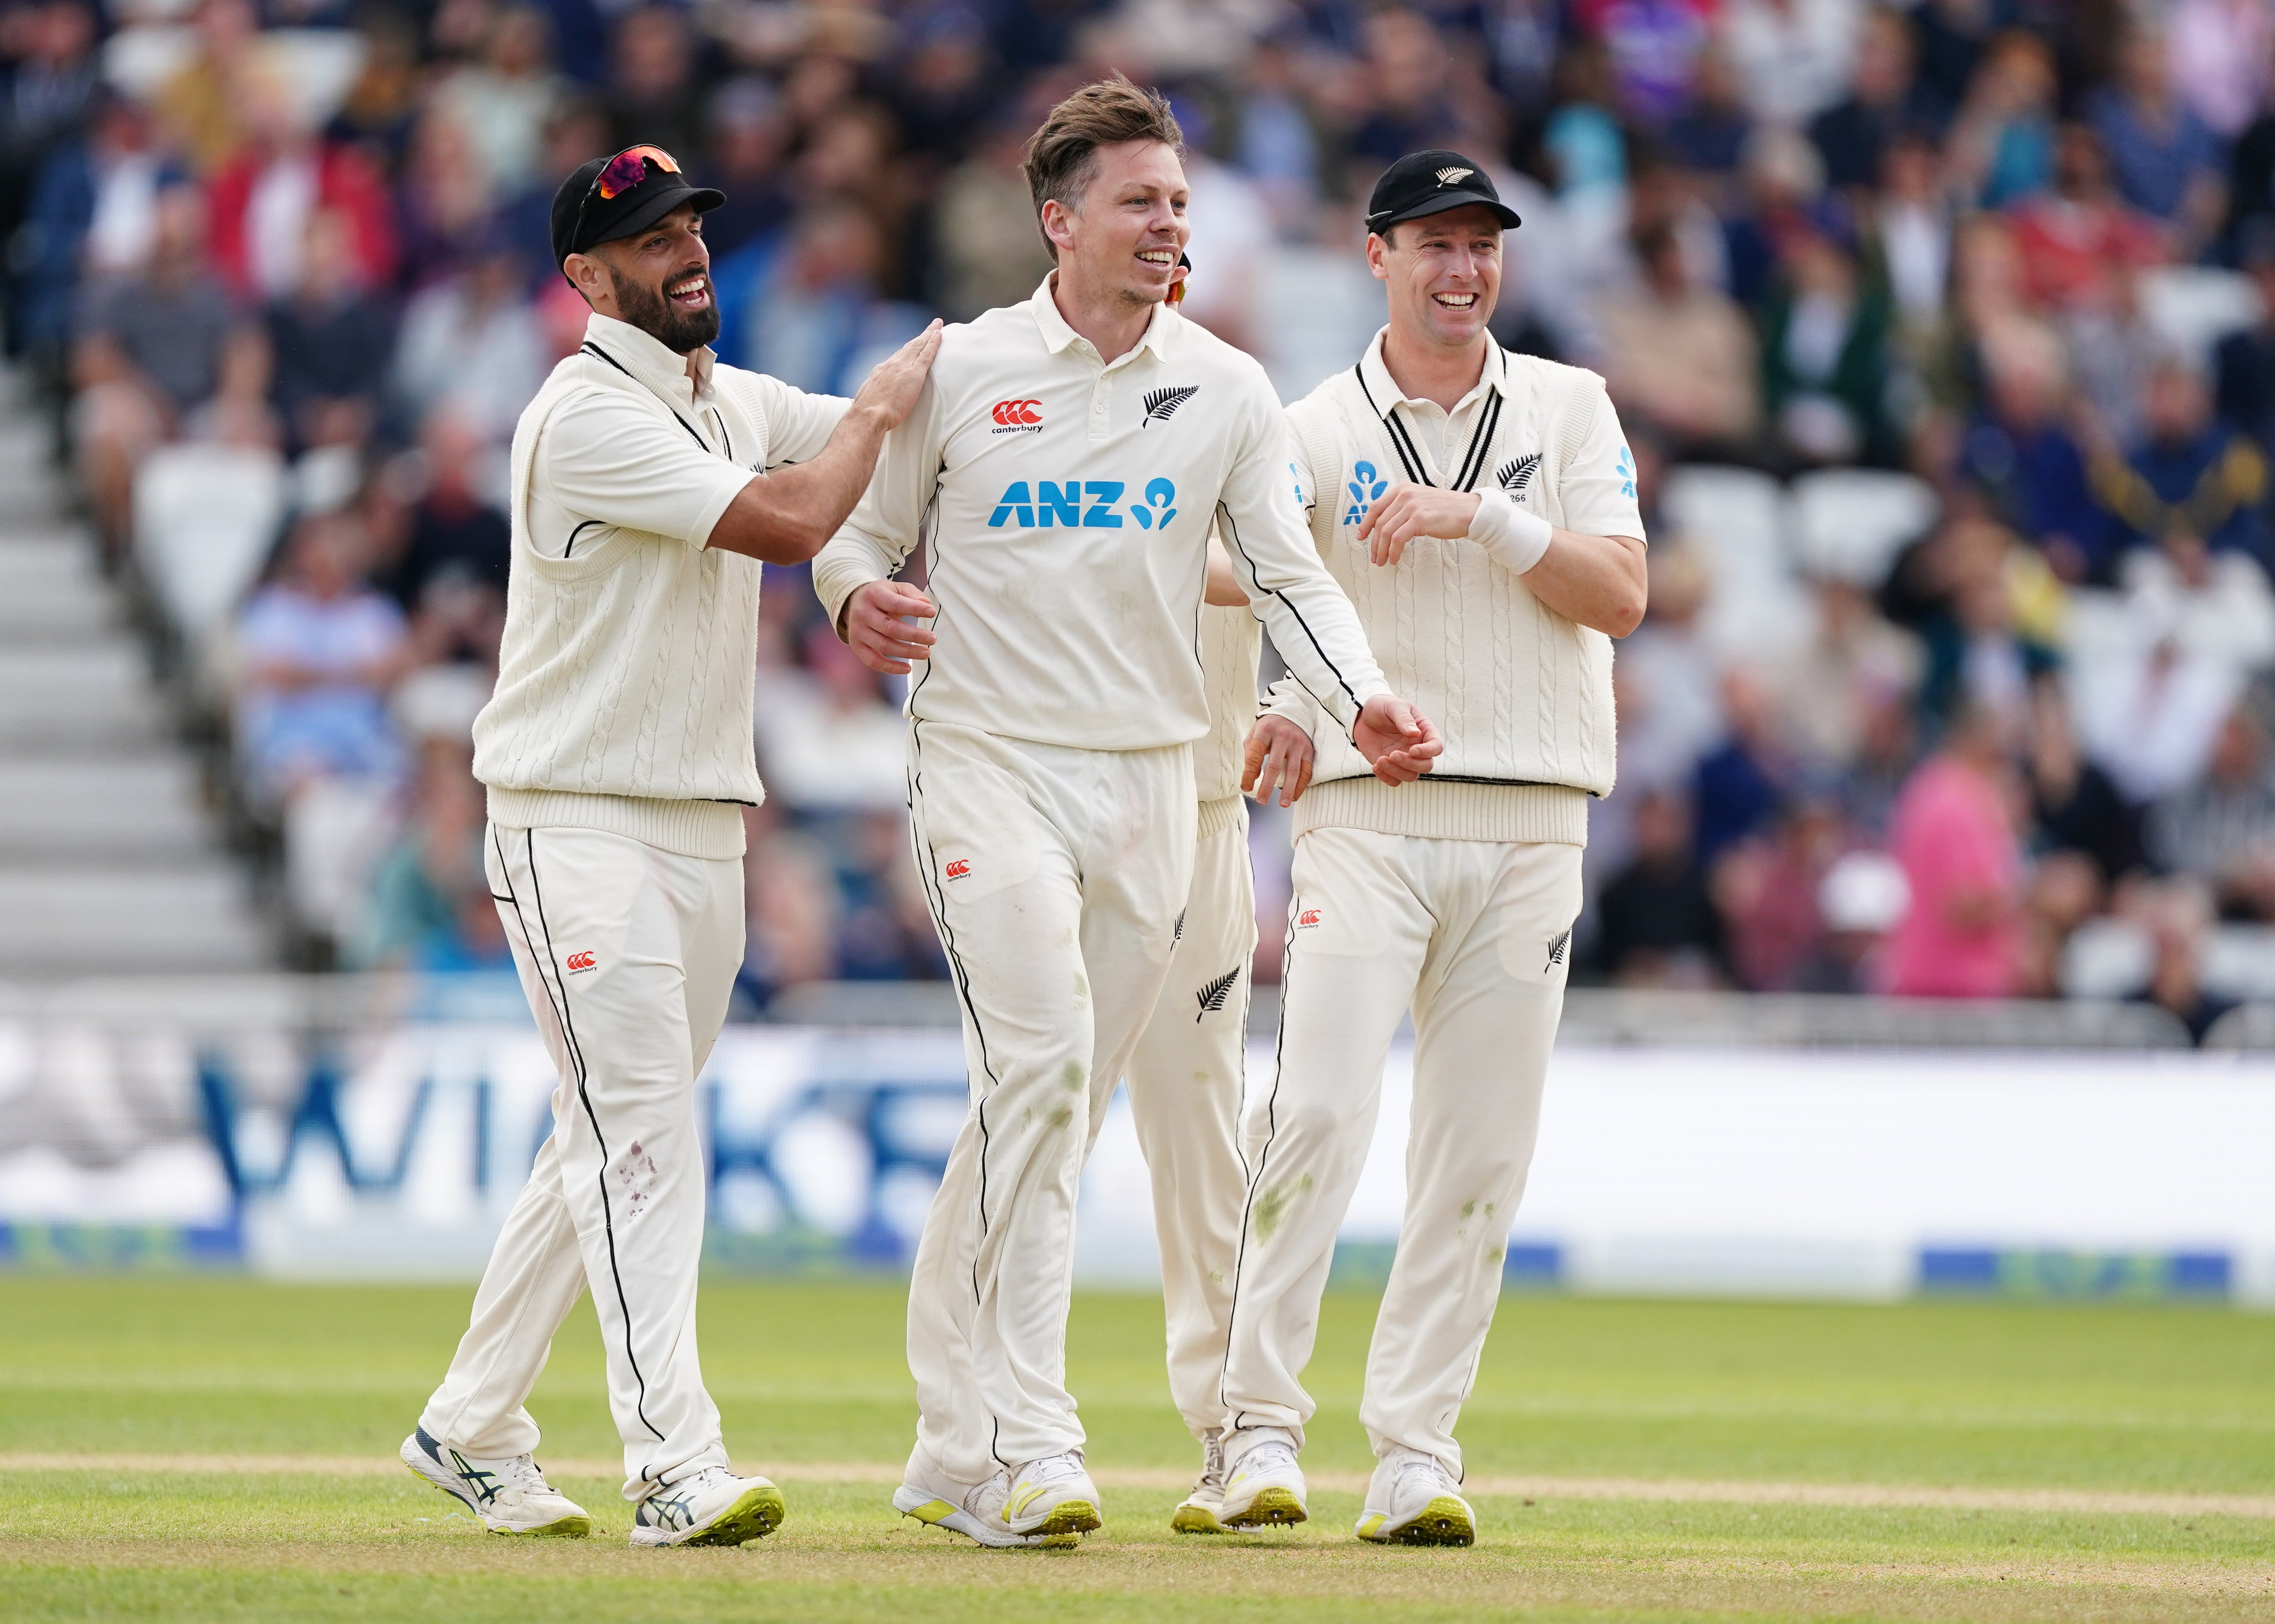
[
  {"xmin": 1240, "ymin": 1438, "xmax": 1298, "ymax": 1475},
  {"xmin": 1197, "ymin": 1433, "xmax": 1226, "ymax": 1493},
  {"xmin": 502, "ymin": 1456, "xmax": 554, "ymax": 1496},
  {"xmin": 1392, "ymin": 1454, "xmax": 1451, "ymax": 1496},
  {"xmin": 1020, "ymin": 1450, "xmax": 1086, "ymax": 1486}
]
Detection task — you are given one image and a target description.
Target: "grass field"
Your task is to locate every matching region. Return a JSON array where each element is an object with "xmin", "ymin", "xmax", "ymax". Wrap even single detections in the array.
[{"xmin": 5, "ymin": 1278, "xmax": 2275, "ymax": 1621}]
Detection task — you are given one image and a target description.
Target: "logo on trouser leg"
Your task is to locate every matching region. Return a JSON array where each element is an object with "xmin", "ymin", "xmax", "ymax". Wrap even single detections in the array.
[
  {"xmin": 1544, "ymin": 929, "xmax": 1571, "ymax": 973},
  {"xmin": 1195, "ymin": 966, "xmax": 1241, "ymax": 1020},
  {"xmin": 944, "ymin": 859, "xmax": 971, "ymax": 881},
  {"xmin": 565, "ymin": 950, "xmax": 597, "ymax": 973},
  {"xmin": 1296, "ymin": 908, "xmax": 1322, "ymax": 929}
]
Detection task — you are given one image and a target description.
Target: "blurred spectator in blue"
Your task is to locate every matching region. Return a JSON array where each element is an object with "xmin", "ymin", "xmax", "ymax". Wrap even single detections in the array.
[
  {"xmin": 2214, "ymin": 222, "xmax": 2275, "ymax": 458},
  {"xmin": 1947, "ymin": 29, "xmax": 2056, "ymax": 210},
  {"xmin": 433, "ymin": 4, "xmax": 566, "ymax": 200},
  {"xmin": 606, "ymin": 4, "xmax": 701, "ymax": 157},
  {"xmin": 1578, "ymin": 0, "xmax": 1713, "ymax": 128},
  {"xmin": 7, "ymin": 89, "xmax": 184, "ymax": 364},
  {"xmin": 0, "ymin": 0, "xmax": 98, "ymax": 239},
  {"xmin": 1720, "ymin": 124, "xmax": 1824, "ymax": 309},
  {"xmin": 268, "ymin": 209, "xmax": 396, "ymax": 454},
  {"xmin": 234, "ymin": 510, "xmax": 410, "ymax": 802},
  {"xmin": 1721, "ymin": 0, "xmax": 1864, "ymax": 129},
  {"xmin": 1759, "ymin": 200, "xmax": 1896, "ymax": 467},
  {"xmin": 379, "ymin": 409, "xmax": 512, "ymax": 610},
  {"xmin": 733, "ymin": 199, "xmax": 928, "ymax": 396},
  {"xmin": 1693, "ymin": 668, "xmax": 1795, "ymax": 868},
  {"xmin": 392, "ymin": 229, "xmax": 548, "ymax": 452},
  {"xmin": 1957, "ymin": 318, "xmax": 2098, "ymax": 579},
  {"xmin": 1909, "ymin": 0, "xmax": 1989, "ymax": 119},
  {"xmin": 2148, "ymin": 700, "xmax": 2275, "ymax": 919},
  {"xmin": 1540, "ymin": 36, "xmax": 1630, "ymax": 213},
  {"xmin": 2090, "ymin": 27, "xmax": 2227, "ymax": 259},
  {"xmin": 894, "ymin": 10, "xmax": 996, "ymax": 168},
  {"xmin": 2094, "ymin": 352, "xmax": 2270, "ymax": 568},
  {"xmin": 698, "ymin": 78, "xmax": 794, "ymax": 259},
  {"xmin": 2094, "ymin": 30, "xmax": 2226, "ymax": 239},
  {"xmin": 1230, "ymin": 30, "xmax": 1325, "ymax": 237},
  {"xmin": 1810, "ymin": 6, "xmax": 1937, "ymax": 193},
  {"xmin": 1662, "ymin": 36, "xmax": 1755, "ymax": 203},
  {"xmin": 350, "ymin": 739, "xmax": 485, "ymax": 969},
  {"xmin": 71, "ymin": 180, "xmax": 274, "ymax": 559},
  {"xmin": 832, "ymin": 809, "xmax": 950, "ymax": 982},
  {"xmin": 1592, "ymin": 788, "xmax": 1727, "ymax": 985},
  {"xmin": 1349, "ymin": 9, "xmax": 1470, "ymax": 168}
]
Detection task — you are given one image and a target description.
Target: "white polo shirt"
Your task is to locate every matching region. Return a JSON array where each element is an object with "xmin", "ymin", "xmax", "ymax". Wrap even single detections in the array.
[
  {"xmin": 472, "ymin": 312, "xmax": 848, "ymax": 857},
  {"xmin": 812, "ymin": 274, "xmax": 1387, "ymax": 754}
]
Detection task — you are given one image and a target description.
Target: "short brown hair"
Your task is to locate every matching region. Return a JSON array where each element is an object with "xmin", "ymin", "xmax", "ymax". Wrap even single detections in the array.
[{"xmin": 1021, "ymin": 75, "xmax": 1182, "ymax": 258}]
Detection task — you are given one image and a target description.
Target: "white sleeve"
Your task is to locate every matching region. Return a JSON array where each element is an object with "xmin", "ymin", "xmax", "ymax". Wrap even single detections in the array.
[
  {"xmin": 750, "ymin": 372, "xmax": 850, "ymax": 468},
  {"xmin": 812, "ymin": 375, "xmax": 941, "ymax": 632},
  {"xmin": 1216, "ymin": 381, "xmax": 1389, "ymax": 732},
  {"xmin": 1556, "ymin": 383, "xmax": 1648, "ymax": 543},
  {"xmin": 539, "ymin": 389, "xmax": 754, "ymax": 549}
]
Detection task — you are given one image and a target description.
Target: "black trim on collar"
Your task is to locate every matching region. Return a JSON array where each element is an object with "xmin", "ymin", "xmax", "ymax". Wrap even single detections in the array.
[{"xmin": 580, "ymin": 340, "xmax": 710, "ymax": 452}]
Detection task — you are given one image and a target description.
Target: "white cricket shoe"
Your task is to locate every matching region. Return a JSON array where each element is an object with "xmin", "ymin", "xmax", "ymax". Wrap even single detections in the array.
[
  {"xmin": 1355, "ymin": 1448, "xmax": 1476, "ymax": 1546},
  {"xmin": 1170, "ymin": 1431, "xmax": 1235, "ymax": 1534},
  {"xmin": 630, "ymin": 1465, "xmax": 787, "ymax": 1547},
  {"xmin": 892, "ymin": 1444, "xmax": 1100, "ymax": 1547},
  {"xmin": 400, "ymin": 1428, "xmax": 591, "ymax": 1537},
  {"xmin": 1218, "ymin": 1427, "xmax": 1308, "ymax": 1528}
]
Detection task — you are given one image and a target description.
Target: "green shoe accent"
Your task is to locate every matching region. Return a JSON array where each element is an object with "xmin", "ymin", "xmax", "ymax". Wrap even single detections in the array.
[
  {"xmin": 905, "ymin": 1497, "xmax": 957, "ymax": 1525},
  {"xmin": 1361, "ymin": 1495, "xmax": 1474, "ymax": 1547},
  {"xmin": 1171, "ymin": 1503, "xmax": 1231, "ymax": 1534},
  {"xmin": 680, "ymin": 1483, "xmax": 787, "ymax": 1547},
  {"xmin": 490, "ymin": 1513, "xmax": 592, "ymax": 1538},
  {"xmin": 1354, "ymin": 1511, "xmax": 1388, "ymax": 1540},
  {"xmin": 1224, "ymin": 1487, "xmax": 1307, "ymax": 1528},
  {"xmin": 1030, "ymin": 1498, "xmax": 1101, "ymax": 1538}
]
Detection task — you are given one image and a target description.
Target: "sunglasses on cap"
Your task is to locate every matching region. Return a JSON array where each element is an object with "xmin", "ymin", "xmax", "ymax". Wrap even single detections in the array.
[{"xmin": 569, "ymin": 144, "xmax": 681, "ymax": 256}]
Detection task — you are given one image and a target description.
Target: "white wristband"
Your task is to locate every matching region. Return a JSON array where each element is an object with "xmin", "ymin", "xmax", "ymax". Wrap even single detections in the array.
[{"xmin": 1473, "ymin": 492, "xmax": 1554, "ymax": 577}]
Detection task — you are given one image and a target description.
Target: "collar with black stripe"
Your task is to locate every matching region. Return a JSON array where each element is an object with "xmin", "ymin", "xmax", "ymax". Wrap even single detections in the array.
[{"xmin": 1351, "ymin": 327, "xmax": 1507, "ymax": 494}]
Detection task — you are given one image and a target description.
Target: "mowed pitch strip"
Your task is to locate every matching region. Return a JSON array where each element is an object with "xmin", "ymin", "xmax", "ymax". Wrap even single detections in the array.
[{"xmin": 10, "ymin": 1452, "xmax": 2275, "ymax": 1522}]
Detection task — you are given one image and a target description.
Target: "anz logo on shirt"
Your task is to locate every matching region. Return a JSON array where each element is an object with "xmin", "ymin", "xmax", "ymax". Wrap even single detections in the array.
[
  {"xmin": 987, "ymin": 478, "xmax": 1179, "ymax": 531},
  {"xmin": 1341, "ymin": 460, "xmax": 1388, "ymax": 527}
]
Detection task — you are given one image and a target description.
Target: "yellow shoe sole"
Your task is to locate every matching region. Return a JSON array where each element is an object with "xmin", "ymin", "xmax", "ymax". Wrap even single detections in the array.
[
  {"xmin": 1170, "ymin": 1502, "xmax": 1233, "ymax": 1534},
  {"xmin": 1222, "ymin": 1487, "xmax": 1307, "ymax": 1528},
  {"xmin": 1025, "ymin": 1498, "xmax": 1102, "ymax": 1539},
  {"xmin": 1357, "ymin": 1495, "xmax": 1474, "ymax": 1547},
  {"xmin": 679, "ymin": 1482, "xmax": 787, "ymax": 1547}
]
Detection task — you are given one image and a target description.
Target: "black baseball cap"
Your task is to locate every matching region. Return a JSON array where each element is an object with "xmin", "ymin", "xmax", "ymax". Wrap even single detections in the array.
[
  {"xmin": 1365, "ymin": 149, "xmax": 1521, "ymax": 236},
  {"xmin": 550, "ymin": 145, "xmax": 725, "ymax": 272}
]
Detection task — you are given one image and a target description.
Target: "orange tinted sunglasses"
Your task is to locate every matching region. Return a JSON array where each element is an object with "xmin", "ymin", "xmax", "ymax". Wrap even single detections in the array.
[{"xmin": 569, "ymin": 145, "xmax": 683, "ymax": 256}]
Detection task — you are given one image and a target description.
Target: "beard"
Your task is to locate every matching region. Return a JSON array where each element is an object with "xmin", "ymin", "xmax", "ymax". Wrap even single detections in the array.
[{"xmin": 608, "ymin": 260, "xmax": 720, "ymax": 354}]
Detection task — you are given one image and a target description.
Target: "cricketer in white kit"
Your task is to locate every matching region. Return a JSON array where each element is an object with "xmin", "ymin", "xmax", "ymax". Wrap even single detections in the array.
[
  {"xmin": 400, "ymin": 144, "xmax": 940, "ymax": 1546},
  {"xmin": 811, "ymin": 79, "xmax": 1441, "ymax": 1548},
  {"xmin": 1213, "ymin": 150, "xmax": 1649, "ymax": 1546}
]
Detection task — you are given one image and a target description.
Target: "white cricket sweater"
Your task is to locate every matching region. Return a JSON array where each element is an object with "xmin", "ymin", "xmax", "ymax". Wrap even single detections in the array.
[
  {"xmin": 1272, "ymin": 331, "xmax": 1644, "ymax": 846},
  {"xmin": 811, "ymin": 274, "xmax": 1387, "ymax": 755},
  {"xmin": 1195, "ymin": 601, "xmax": 1262, "ymax": 816},
  {"xmin": 472, "ymin": 313, "xmax": 848, "ymax": 858}
]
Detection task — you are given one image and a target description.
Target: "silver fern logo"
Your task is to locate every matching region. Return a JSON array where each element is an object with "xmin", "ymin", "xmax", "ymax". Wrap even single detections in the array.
[
  {"xmin": 1435, "ymin": 167, "xmax": 1474, "ymax": 187},
  {"xmin": 1195, "ymin": 966, "xmax": 1241, "ymax": 1020},
  {"xmin": 1544, "ymin": 929, "xmax": 1571, "ymax": 972},
  {"xmin": 1142, "ymin": 386, "xmax": 1198, "ymax": 426},
  {"xmin": 1496, "ymin": 453, "xmax": 1541, "ymax": 494}
]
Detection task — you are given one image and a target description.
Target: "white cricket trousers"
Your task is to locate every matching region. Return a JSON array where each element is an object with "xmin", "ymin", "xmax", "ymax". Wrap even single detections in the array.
[
  {"xmin": 1120, "ymin": 795, "xmax": 1255, "ymax": 1441},
  {"xmin": 1218, "ymin": 827, "xmax": 1582, "ymax": 1476},
  {"xmin": 905, "ymin": 721, "xmax": 1194, "ymax": 1483},
  {"xmin": 420, "ymin": 822, "xmax": 743, "ymax": 1502}
]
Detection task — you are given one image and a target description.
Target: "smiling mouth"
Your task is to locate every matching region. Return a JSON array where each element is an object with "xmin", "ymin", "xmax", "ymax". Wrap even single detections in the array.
[
  {"xmin": 1137, "ymin": 248, "xmax": 1177, "ymax": 271},
  {"xmin": 666, "ymin": 273, "xmax": 712, "ymax": 310},
  {"xmin": 1433, "ymin": 291, "xmax": 1479, "ymax": 310}
]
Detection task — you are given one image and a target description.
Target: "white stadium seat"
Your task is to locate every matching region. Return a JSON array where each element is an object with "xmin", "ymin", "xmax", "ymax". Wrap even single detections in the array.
[{"xmin": 1790, "ymin": 468, "xmax": 1937, "ymax": 586}]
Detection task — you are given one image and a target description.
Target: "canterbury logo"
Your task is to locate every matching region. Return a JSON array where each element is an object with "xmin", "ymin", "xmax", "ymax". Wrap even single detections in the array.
[
  {"xmin": 1297, "ymin": 908, "xmax": 1322, "ymax": 929},
  {"xmin": 1436, "ymin": 166, "xmax": 1474, "ymax": 186},
  {"xmin": 564, "ymin": 951, "xmax": 597, "ymax": 973},
  {"xmin": 1142, "ymin": 386, "xmax": 1198, "ymax": 425},
  {"xmin": 990, "ymin": 398, "xmax": 1042, "ymax": 426},
  {"xmin": 1544, "ymin": 929, "xmax": 1571, "ymax": 972},
  {"xmin": 1496, "ymin": 453, "xmax": 1541, "ymax": 493},
  {"xmin": 944, "ymin": 859, "xmax": 971, "ymax": 880},
  {"xmin": 1195, "ymin": 967, "xmax": 1241, "ymax": 1021}
]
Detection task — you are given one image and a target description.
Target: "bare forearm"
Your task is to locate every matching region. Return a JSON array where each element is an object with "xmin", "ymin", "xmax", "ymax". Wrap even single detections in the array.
[
  {"xmin": 1520, "ymin": 531, "xmax": 1647, "ymax": 637},
  {"xmin": 709, "ymin": 404, "xmax": 892, "ymax": 564}
]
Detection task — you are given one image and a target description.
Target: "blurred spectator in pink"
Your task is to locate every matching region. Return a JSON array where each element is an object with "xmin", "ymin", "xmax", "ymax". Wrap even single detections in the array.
[
  {"xmin": 234, "ymin": 511, "xmax": 411, "ymax": 802},
  {"xmin": 267, "ymin": 209, "xmax": 396, "ymax": 454},
  {"xmin": 1881, "ymin": 699, "xmax": 2024, "ymax": 998},
  {"xmin": 71, "ymin": 179, "xmax": 272, "ymax": 558},
  {"xmin": 2006, "ymin": 124, "xmax": 2164, "ymax": 318},
  {"xmin": 2087, "ymin": 28, "xmax": 2226, "ymax": 257},
  {"xmin": 207, "ymin": 75, "xmax": 398, "ymax": 303},
  {"xmin": 1596, "ymin": 218, "xmax": 1761, "ymax": 457},
  {"xmin": 2169, "ymin": 0, "xmax": 2274, "ymax": 140}
]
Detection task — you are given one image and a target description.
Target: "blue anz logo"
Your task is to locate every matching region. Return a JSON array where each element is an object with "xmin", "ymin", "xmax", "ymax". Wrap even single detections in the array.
[
  {"xmin": 988, "ymin": 477, "xmax": 1177, "ymax": 531},
  {"xmin": 1342, "ymin": 460, "xmax": 1387, "ymax": 526},
  {"xmin": 1616, "ymin": 446, "xmax": 1636, "ymax": 499}
]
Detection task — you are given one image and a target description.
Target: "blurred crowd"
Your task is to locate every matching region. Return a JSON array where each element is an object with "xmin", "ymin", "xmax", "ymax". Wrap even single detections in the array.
[{"xmin": 12, "ymin": 0, "xmax": 2275, "ymax": 1023}]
